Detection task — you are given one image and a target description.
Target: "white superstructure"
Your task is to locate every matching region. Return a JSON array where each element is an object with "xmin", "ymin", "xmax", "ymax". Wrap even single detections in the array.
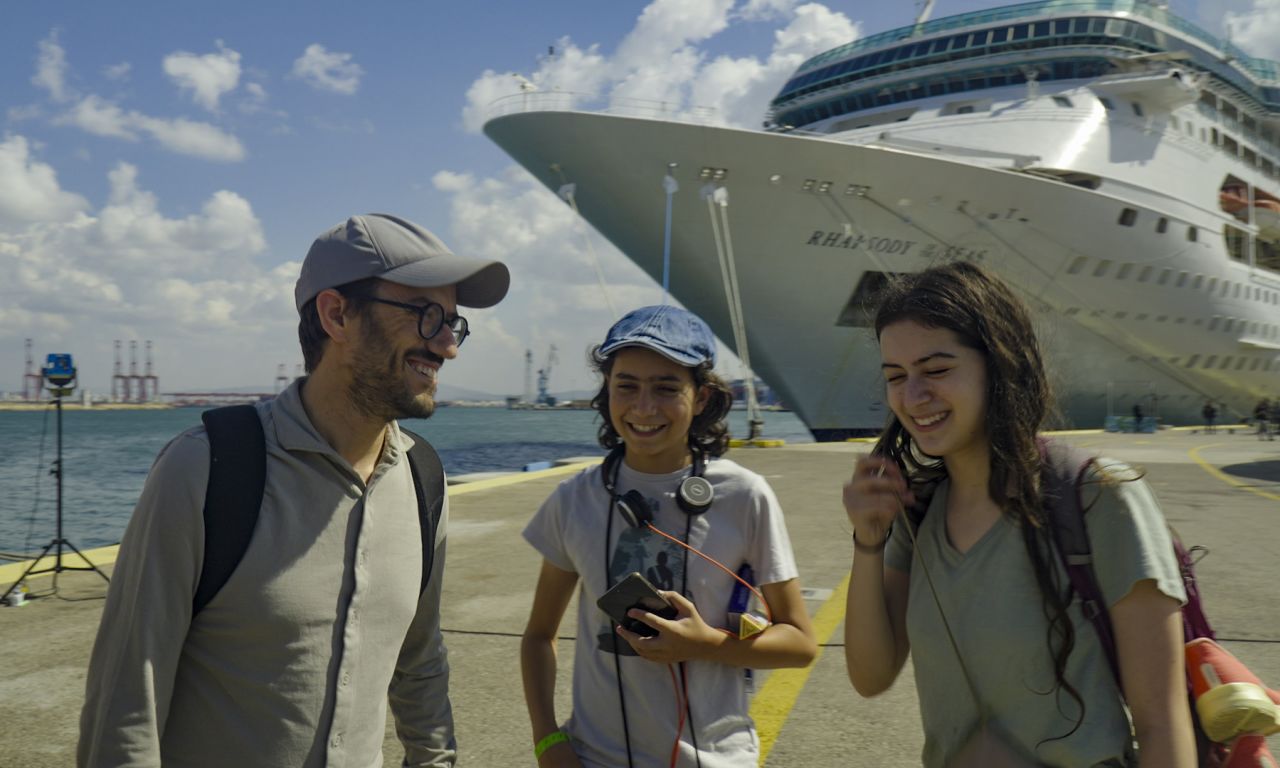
[{"xmin": 485, "ymin": 0, "xmax": 1280, "ymax": 439}]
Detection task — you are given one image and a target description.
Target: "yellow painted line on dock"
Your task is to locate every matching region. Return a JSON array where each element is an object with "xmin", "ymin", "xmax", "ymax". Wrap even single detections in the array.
[
  {"xmin": 0, "ymin": 545, "xmax": 119, "ymax": 584},
  {"xmin": 449, "ymin": 460, "xmax": 601, "ymax": 495},
  {"xmin": 1189, "ymin": 444, "xmax": 1280, "ymax": 502},
  {"xmin": 751, "ymin": 572, "xmax": 850, "ymax": 765}
]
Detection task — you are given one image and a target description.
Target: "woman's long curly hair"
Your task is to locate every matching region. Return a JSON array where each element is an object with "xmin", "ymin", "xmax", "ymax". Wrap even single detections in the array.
[
  {"xmin": 873, "ymin": 261, "xmax": 1086, "ymax": 743},
  {"xmin": 589, "ymin": 345, "xmax": 733, "ymax": 458}
]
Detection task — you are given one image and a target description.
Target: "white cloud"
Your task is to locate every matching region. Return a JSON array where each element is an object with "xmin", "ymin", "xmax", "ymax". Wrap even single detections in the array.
[
  {"xmin": 0, "ymin": 135, "xmax": 90, "ymax": 228},
  {"xmin": 462, "ymin": 0, "xmax": 856, "ymax": 132},
  {"xmin": 449, "ymin": 0, "xmax": 857, "ymax": 390},
  {"xmin": 56, "ymin": 94, "xmax": 246, "ymax": 162},
  {"xmin": 1225, "ymin": 0, "xmax": 1280, "ymax": 58},
  {"xmin": 32, "ymin": 30, "xmax": 73, "ymax": 102},
  {"xmin": 429, "ymin": 165, "xmax": 658, "ymax": 391},
  {"xmin": 291, "ymin": 44, "xmax": 363, "ymax": 95},
  {"xmin": 163, "ymin": 41, "xmax": 242, "ymax": 112},
  {"xmin": 0, "ymin": 148, "xmax": 294, "ymax": 390},
  {"xmin": 103, "ymin": 62, "xmax": 132, "ymax": 82}
]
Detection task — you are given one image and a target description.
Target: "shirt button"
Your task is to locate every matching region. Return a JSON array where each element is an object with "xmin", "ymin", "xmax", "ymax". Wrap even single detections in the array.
[
  {"xmin": 358, "ymin": 550, "xmax": 367, "ymax": 565},
  {"xmin": 331, "ymin": 733, "xmax": 343, "ymax": 748},
  {"xmin": 341, "ymin": 672, "xmax": 351, "ymax": 686}
]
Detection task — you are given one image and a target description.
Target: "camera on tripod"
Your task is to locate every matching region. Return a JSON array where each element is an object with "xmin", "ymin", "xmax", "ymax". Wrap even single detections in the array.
[{"xmin": 43, "ymin": 353, "xmax": 76, "ymax": 396}]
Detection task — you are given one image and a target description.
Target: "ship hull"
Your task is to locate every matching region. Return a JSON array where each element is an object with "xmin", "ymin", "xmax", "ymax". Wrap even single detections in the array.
[{"xmin": 486, "ymin": 110, "xmax": 1275, "ymax": 437}]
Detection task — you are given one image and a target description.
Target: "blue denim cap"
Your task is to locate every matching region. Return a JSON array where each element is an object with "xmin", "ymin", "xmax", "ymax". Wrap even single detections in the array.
[{"xmin": 599, "ymin": 305, "xmax": 716, "ymax": 367}]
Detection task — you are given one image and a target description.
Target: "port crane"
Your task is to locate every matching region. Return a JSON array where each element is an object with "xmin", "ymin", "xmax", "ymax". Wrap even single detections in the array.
[{"xmin": 536, "ymin": 345, "xmax": 558, "ymax": 406}]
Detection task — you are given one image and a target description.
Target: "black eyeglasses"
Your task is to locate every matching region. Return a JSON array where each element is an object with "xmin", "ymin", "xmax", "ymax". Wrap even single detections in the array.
[{"xmin": 365, "ymin": 297, "xmax": 470, "ymax": 346}]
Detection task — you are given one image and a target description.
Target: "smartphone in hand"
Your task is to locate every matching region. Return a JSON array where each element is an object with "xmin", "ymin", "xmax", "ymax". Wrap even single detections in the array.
[{"xmin": 597, "ymin": 572, "xmax": 678, "ymax": 637}]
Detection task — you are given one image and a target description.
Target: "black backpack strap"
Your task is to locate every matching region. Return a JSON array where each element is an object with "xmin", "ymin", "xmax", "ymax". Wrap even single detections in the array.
[
  {"xmin": 195, "ymin": 405, "xmax": 266, "ymax": 615},
  {"xmin": 1038, "ymin": 438, "xmax": 1122, "ymax": 686},
  {"xmin": 402, "ymin": 428, "xmax": 444, "ymax": 597}
]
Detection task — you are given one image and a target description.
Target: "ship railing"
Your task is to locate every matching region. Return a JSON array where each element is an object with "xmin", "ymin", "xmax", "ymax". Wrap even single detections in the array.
[
  {"xmin": 794, "ymin": 0, "xmax": 1277, "ymax": 85},
  {"xmin": 486, "ymin": 91, "xmax": 720, "ymax": 125}
]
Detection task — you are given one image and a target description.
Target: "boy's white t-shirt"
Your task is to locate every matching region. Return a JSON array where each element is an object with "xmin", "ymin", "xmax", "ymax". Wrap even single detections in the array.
[{"xmin": 523, "ymin": 457, "xmax": 799, "ymax": 768}]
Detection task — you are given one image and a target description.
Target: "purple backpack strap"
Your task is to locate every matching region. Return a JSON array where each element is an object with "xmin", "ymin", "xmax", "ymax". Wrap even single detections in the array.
[{"xmin": 1037, "ymin": 439, "xmax": 1123, "ymax": 686}]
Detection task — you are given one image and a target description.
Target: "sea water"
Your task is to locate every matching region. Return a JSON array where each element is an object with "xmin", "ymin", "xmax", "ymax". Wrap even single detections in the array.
[{"xmin": 0, "ymin": 406, "xmax": 812, "ymax": 551}]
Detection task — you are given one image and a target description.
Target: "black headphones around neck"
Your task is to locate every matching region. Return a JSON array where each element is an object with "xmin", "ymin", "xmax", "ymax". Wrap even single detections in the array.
[{"xmin": 601, "ymin": 446, "xmax": 714, "ymax": 527}]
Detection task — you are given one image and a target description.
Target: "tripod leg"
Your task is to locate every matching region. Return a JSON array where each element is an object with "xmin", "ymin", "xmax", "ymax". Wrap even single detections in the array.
[
  {"xmin": 58, "ymin": 539, "xmax": 111, "ymax": 583},
  {"xmin": 0, "ymin": 539, "xmax": 61, "ymax": 603}
]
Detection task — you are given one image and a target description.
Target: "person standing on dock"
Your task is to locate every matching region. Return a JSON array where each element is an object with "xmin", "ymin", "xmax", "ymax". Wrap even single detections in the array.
[
  {"xmin": 841, "ymin": 262, "xmax": 1194, "ymax": 767},
  {"xmin": 78, "ymin": 214, "xmax": 509, "ymax": 767},
  {"xmin": 520, "ymin": 305, "xmax": 817, "ymax": 768},
  {"xmin": 1202, "ymin": 399, "xmax": 1217, "ymax": 434}
]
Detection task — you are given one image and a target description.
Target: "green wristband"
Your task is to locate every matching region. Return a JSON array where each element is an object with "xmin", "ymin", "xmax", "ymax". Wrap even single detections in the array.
[{"xmin": 534, "ymin": 730, "xmax": 569, "ymax": 759}]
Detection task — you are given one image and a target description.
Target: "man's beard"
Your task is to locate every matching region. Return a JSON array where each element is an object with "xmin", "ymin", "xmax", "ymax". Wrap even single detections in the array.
[{"xmin": 347, "ymin": 313, "xmax": 441, "ymax": 422}]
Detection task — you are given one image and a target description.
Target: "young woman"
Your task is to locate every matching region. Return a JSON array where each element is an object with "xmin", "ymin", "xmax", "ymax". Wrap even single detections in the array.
[
  {"xmin": 842, "ymin": 262, "xmax": 1195, "ymax": 767},
  {"xmin": 521, "ymin": 305, "xmax": 817, "ymax": 768}
]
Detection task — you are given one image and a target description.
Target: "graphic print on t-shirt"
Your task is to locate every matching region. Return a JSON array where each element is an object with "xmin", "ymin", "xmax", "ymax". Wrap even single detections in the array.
[{"xmin": 598, "ymin": 494, "xmax": 686, "ymax": 656}]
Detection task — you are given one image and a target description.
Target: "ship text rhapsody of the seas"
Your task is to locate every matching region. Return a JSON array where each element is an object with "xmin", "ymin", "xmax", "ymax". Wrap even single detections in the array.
[{"xmin": 485, "ymin": 0, "xmax": 1280, "ymax": 440}]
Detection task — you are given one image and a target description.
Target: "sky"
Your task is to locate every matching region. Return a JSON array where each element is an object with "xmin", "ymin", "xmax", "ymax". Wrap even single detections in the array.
[{"xmin": 3, "ymin": 0, "xmax": 1277, "ymax": 399}]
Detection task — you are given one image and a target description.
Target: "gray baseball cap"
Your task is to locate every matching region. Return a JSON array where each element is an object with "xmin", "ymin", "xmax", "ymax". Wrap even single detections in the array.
[{"xmin": 294, "ymin": 213, "xmax": 510, "ymax": 311}]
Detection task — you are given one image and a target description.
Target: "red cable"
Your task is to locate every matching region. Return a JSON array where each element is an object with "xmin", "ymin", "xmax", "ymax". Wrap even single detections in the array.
[
  {"xmin": 667, "ymin": 664, "xmax": 685, "ymax": 768},
  {"xmin": 644, "ymin": 523, "xmax": 773, "ymax": 623}
]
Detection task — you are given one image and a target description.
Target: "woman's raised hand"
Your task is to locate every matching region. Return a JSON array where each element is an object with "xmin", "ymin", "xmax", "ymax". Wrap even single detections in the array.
[{"xmin": 842, "ymin": 456, "xmax": 913, "ymax": 549}]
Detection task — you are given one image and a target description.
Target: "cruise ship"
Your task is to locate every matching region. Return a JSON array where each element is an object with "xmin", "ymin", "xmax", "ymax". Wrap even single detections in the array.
[{"xmin": 484, "ymin": 0, "xmax": 1280, "ymax": 440}]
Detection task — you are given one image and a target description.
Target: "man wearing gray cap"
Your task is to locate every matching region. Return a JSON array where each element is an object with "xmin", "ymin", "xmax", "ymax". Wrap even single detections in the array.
[{"xmin": 79, "ymin": 214, "xmax": 510, "ymax": 767}]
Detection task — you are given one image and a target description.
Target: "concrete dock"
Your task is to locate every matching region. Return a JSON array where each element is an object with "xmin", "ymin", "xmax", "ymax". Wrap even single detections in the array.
[{"xmin": 1, "ymin": 430, "xmax": 1277, "ymax": 766}]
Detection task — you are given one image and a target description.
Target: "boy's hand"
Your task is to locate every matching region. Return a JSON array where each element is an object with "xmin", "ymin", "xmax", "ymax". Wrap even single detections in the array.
[{"xmin": 615, "ymin": 591, "xmax": 725, "ymax": 663}]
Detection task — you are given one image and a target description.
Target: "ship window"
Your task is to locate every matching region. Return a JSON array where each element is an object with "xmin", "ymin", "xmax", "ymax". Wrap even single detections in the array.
[
  {"xmin": 1207, "ymin": 277, "xmax": 1217, "ymax": 292},
  {"xmin": 1115, "ymin": 310, "xmax": 1128, "ymax": 319},
  {"xmin": 1185, "ymin": 121, "xmax": 1193, "ymax": 135},
  {"xmin": 1064, "ymin": 307, "xmax": 1080, "ymax": 316},
  {"xmin": 1156, "ymin": 315, "xmax": 1168, "ymax": 322},
  {"xmin": 1053, "ymin": 96, "xmax": 1073, "ymax": 108},
  {"xmin": 1203, "ymin": 355, "xmax": 1217, "ymax": 368},
  {"xmin": 1192, "ymin": 275, "xmax": 1203, "ymax": 289},
  {"xmin": 1170, "ymin": 116, "xmax": 1179, "ymax": 132},
  {"xmin": 1032, "ymin": 21, "xmax": 1049, "ymax": 37},
  {"xmin": 957, "ymin": 105, "xmax": 975, "ymax": 114},
  {"xmin": 1117, "ymin": 263, "xmax": 1132, "ymax": 279},
  {"xmin": 1099, "ymin": 97, "xmax": 1115, "ymax": 111},
  {"xmin": 1012, "ymin": 24, "xmax": 1029, "ymax": 40},
  {"xmin": 1185, "ymin": 354, "xmax": 1200, "ymax": 368},
  {"xmin": 1156, "ymin": 217, "xmax": 1168, "ymax": 233},
  {"xmin": 1252, "ymin": 358, "xmax": 1262, "ymax": 370},
  {"xmin": 1054, "ymin": 19, "xmax": 1071, "ymax": 34},
  {"xmin": 1208, "ymin": 317, "xmax": 1219, "ymax": 331},
  {"xmin": 1187, "ymin": 226, "xmax": 1198, "ymax": 242},
  {"xmin": 1135, "ymin": 313, "xmax": 1148, "ymax": 320},
  {"xmin": 1131, "ymin": 102, "xmax": 1145, "ymax": 117},
  {"xmin": 1176, "ymin": 271, "xmax": 1189, "ymax": 287},
  {"xmin": 1118, "ymin": 208, "xmax": 1137, "ymax": 226},
  {"xmin": 1090, "ymin": 18, "xmax": 1108, "ymax": 34},
  {"xmin": 1158, "ymin": 269, "xmax": 1171, "ymax": 285},
  {"xmin": 1093, "ymin": 259, "xmax": 1112, "ymax": 277},
  {"xmin": 1176, "ymin": 316, "xmax": 1186, "ymax": 324},
  {"xmin": 1067, "ymin": 256, "xmax": 1087, "ymax": 274},
  {"xmin": 1138, "ymin": 266, "xmax": 1153, "ymax": 282},
  {"xmin": 1223, "ymin": 318, "xmax": 1234, "ymax": 332},
  {"xmin": 1221, "ymin": 281, "xmax": 1230, "ymax": 297},
  {"xmin": 1219, "ymin": 356, "xmax": 1233, "ymax": 370},
  {"xmin": 991, "ymin": 26, "xmax": 1009, "ymax": 43}
]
